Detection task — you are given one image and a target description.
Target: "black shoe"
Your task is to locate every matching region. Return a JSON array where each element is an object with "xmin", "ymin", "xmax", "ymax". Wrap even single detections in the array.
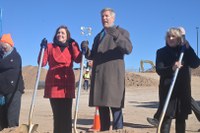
[{"xmin": 147, "ymin": 117, "xmax": 159, "ymax": 127}]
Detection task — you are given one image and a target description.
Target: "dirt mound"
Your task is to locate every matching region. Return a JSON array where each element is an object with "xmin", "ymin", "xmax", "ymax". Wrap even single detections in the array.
[
  {"xmin": 0, "ymin": 127, "xmax": 20, "ymax": 133},
  {"xmin": 125, "ymin": 72, "xmax": 158, "ymax": 87},
  {"xmin": 73, "ymin": 70, "xmax": 158, "ymax": 87},
  {"xmin": 22, "ymin": 65, "xmax": 47, "ymax": 90},
  {"xmin": 0, "ymin": 127, "xmax": 38, "ymax": 133},
  {"xmin": 21, "ymin": 65, "xmax": 199, "ymax": 91},
  {"xmin": 22, "ymin": 66, "xmax": 159, "ymax": 91}
]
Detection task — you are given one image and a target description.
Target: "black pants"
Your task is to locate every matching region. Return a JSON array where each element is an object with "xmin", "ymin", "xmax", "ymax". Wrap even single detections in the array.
[
  {"xmin": 83, "ymin": 80, "xmax": 89, "ymax": 90},
  {"xmin": 161, "ymin": 117, "xmax": 185, "ymax": 133},
  {"xmin": 0, "ymin": 90, "xmax": 22, "ymax": 131},
  {"xmin": 50, "ymin": 98, "xmax": 72, "ymax": 133},
  {"xmin": 99, "ymin": 107, "xmax": 123, "ymax": 131}
]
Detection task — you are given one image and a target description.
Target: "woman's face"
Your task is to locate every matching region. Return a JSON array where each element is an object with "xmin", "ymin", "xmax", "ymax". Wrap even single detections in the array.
[
  {"xmin": 56, "ymin": 28, "xmax": 67, "ymax": 43},
  {"xmin": 166, "ymin": 34, "xmax": 179, "ymax": 47}
]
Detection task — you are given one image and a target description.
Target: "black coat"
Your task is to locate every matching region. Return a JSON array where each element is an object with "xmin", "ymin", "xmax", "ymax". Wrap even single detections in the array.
[
  {"xmin": 156, "ymin": 45, "xmax": 200, "ymax": 119},
  {"xmin": 85, "ymin": 26, "xmax": 132, "ymax": 108},
  {"xmin": 0, "ymin": 48, "xmax": 24, "ymax": 95}
]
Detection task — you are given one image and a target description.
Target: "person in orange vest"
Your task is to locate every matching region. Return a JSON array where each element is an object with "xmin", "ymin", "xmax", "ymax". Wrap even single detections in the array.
[{"xmin": 83, "ymin": 68, "xmax": 90, "ymax": 91}]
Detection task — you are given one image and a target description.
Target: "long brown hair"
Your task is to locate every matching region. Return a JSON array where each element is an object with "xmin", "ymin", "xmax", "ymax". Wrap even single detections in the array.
[{"xmin": 53, "ymin": 25, "xmax": 71, "ymax": 43}]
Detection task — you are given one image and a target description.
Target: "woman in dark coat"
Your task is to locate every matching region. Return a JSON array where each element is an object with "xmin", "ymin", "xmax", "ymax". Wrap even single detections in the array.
[
  {"xmin": 38, "ymin": 25, "xmax": 82, "ymax": 133},
  {"xmin": 0, "ymin": 34, "xmax": 24, "ymax": 131},
  {"xmin": 156, "ymin": 27, "xmax": 200, "ymax": 133}
]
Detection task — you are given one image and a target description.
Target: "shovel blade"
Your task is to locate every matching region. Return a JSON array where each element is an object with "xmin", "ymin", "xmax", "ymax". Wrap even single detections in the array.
[{"xmin": 19, "ymin": 124, "xmax": 38, "ymax": 133}]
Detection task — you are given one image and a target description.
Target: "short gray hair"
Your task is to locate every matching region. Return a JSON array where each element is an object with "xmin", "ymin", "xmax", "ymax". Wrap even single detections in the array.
[{"xmin": 101, "ymin": 8, "xmax": 116, "ymax": 18}]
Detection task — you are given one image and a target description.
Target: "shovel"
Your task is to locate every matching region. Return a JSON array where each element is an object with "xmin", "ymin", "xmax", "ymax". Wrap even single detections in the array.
[
  {"xmin": 73, "ymin": 53, "xmax": 85, "ymax": 133},
  {"xmin": 19, "ymin": 38, "xmax": 47, "ymax": 133},
  {"xmin": 73, "ymin": 26, "xmax": 92, "ymax": 133}
]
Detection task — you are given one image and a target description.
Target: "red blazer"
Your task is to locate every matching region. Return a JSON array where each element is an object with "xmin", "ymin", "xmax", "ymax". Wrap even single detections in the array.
[{"xmin": 38, "ymin": 41, "xmax": 82, "ymax": 98}]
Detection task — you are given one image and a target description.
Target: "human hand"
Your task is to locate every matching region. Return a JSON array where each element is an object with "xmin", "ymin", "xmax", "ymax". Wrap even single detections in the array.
[
  {"xmin": 178, "ymin": 27, "xmax": 189, "ymax": 49},
  {"xmin": 81, "ymin": 40, "xmax": 89, "ymax": 54},
  {"xmin": 172, "ymin": 61, "xmax": 183, "ymax": 71},
  {"xmin": 106, "ymin": 27, "xmax": 119, "ymax": 39},
  {"xmin": 40, "ymin": 38, "xmax": 48, "ymax": 49}
]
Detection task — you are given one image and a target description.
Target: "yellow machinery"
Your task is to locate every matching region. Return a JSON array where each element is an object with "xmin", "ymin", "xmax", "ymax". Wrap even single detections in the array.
[{"xmin": 140, "ymin": 60, "xmax": 156, "ymax": 72}]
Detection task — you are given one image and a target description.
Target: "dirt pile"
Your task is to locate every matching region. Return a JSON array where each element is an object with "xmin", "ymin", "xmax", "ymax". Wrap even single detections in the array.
[
  {"xmin": 22, "ymin": 66, "xmax": 159, "ymax": 90},
  {"xmin": 0, "ymin": 127, "xmax": 20, "ymax": 133},
  {"xmin": 125, "ymin": 72, "xmax": 158, "ymax": 87},
  {"xmin": 0, "ymin": 127, "xmax": 38, "ymax": 133},
  {"xmin": 21, "ymin": 66, "xmax": 200, "ymax": 91},
  {"xmin": 22, "ymin": 65, "xmax": 47, "ymax": 90}
]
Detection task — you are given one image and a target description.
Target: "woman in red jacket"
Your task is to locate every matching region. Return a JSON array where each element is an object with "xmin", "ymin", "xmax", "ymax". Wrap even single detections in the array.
[{"xmin": 38, "ymin": 25, "xmax": 82, "ymax": 133}]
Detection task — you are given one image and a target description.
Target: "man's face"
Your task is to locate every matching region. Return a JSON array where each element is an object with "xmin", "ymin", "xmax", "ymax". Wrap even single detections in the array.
[
  {"xmin": 0, "ymin": 42, "xmax": 10, "ymax": 53},
  {"xmin": 101, "ymin": 11, "xmax": 115, "ymax": 28}
]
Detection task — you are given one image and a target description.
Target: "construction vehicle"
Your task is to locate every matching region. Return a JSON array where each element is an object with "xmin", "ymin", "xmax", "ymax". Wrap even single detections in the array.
[{"xmin": 140, "ymin": 60, "xmax": 156, "ymax": 72}]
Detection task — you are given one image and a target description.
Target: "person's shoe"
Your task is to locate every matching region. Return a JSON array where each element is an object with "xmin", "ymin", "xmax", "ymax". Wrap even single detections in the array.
[{"xmin": 147, "ymin": 117, "xmax": 159, "ymax": 127}]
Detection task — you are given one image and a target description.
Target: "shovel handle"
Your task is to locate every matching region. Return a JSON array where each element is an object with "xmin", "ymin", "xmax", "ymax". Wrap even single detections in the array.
[
  {"xmin": 28, "ymin": 47, "xmax": 45, "ymax": 125},
  {"xmin": 73, "ymin": 54, "xmax": 85, "ymax": 133}
]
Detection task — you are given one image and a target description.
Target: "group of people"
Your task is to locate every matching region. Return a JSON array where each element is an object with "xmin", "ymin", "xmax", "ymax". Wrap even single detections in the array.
[{"xmin": 0, "ymin": 7, "xmax": 200, "ymax": 133}]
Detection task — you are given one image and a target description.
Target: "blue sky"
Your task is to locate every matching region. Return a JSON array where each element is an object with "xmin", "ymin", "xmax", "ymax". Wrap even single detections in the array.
[{"xmin": 0, "ymin": 0, "xmax": 200, "ymax": 71}]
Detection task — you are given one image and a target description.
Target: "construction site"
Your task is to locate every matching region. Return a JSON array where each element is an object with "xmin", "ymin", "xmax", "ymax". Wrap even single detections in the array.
[{"xmin": 0, "ymin": 66, "xmax": 199, "ymax": 133}]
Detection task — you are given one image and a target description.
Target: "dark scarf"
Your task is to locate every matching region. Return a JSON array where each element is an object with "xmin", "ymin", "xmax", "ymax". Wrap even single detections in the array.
[
  {"xmin": 53, "ymin": 38, "xmax": 74, "ymax": 52},
  {"xmin": 166, "ymin": 44, "xmax": 182, "ymax": 61}
]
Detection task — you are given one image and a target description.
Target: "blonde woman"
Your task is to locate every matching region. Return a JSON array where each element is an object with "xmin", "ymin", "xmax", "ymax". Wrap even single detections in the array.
[{"xmin": 155, "ymin": 27, "xmax": 200, "ymax": 133}]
